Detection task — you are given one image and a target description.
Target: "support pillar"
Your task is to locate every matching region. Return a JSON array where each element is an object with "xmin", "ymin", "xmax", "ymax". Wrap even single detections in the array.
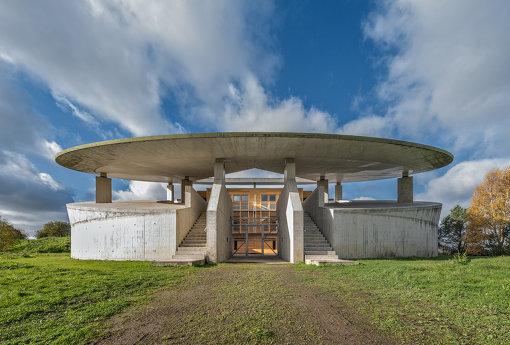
[
  {"xmin": 95, "ymin": 173, "xmax": 112, "ymax": 203},
  {"xmin": 397, "ymin": 172, "xmax": 413, "ymax": 204},
  {"xmin": 181, "ymin": 177, "xmax": 192, "ymax": 205},
  {"xmin": 284, "ymin": 158, "xmax": 296, "ymax": 182},
  {"xmin": 317, "ymin": 175, "xmax": 329, "ymax": 207},
  {"xmin": 166, "ymin": 183, "xmax": 174, "ymax": 202},
  {"xmin": 214, "ymin": 159, "xmax": 225, "ymax": 183},
  {"xmin": 335, "ymin": 182, "xmax": 342, "ymax": 202}
]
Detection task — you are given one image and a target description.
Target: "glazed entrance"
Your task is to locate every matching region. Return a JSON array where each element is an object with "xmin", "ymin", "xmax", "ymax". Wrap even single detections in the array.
[{"xmin": 231, "ymin": 190, "xmax": 279, "ymax": 256}]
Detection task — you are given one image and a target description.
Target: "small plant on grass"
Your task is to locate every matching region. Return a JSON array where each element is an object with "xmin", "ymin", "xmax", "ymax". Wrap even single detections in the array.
[
  {"xmin": 37, "ymin": 221, "xmax": 71, "ymax": 238},
  {"xmin": 251, "ymin": 327, "xmax": 275, "ymax": 341},
  {"xmin": 452, "ymin": 252, "xmax": 471, "ymax": 265}
]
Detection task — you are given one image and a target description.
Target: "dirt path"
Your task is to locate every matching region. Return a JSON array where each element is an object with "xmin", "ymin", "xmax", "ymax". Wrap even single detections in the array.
[{"xmin": 94, "ymin": 263, "xmax": 395, "ymax": 345}]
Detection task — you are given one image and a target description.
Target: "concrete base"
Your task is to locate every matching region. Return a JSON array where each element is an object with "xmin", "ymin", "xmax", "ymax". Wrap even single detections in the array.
[
  {"xmin": 304, "ymin": 189, "xmax": 441, "ymax": 259},
  {"xmin": 67, "ymin": 201, "xmax": 201, "ymax": 261}
]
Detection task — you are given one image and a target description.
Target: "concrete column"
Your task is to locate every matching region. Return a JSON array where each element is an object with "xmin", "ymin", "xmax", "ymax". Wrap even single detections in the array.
[
  {"xmin": 181, "ymin": 177, "xmax": 192, "ymax": 205},
  {"xmin": 166, "ymin": 183, "xmax": 174, "ymax": 202},
  {"xmin": 335, "ymin": 182, "xmax": 342, "ymax": 202},
  {"xmin": 214, "ymin": 158, "xmax": 225, "ymax": 183},
  {"xmin": 95, "ymin": 173, "xmax": 112, "ymax": 203},
  {"xmin": 284, "ymin": 158, "xmax": 296, "ymax": 182},
  {"xmin": 317, "ymin": 176, "xmax": 328, "ymax": 206},
  {"xmin": 398, "ymin": 172, "xmax": 413, "ymax": 204}
]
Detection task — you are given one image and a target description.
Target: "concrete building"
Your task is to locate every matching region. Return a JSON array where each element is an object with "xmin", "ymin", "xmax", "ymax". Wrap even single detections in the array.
[{"xmin": 55, "ymin": 132, "xmax": 453, "ymax": 264}]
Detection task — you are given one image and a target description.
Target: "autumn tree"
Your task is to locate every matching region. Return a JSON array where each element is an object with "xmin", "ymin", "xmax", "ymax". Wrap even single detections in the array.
[
  {"xmin": 439, "ymin": 205, "xmax": 468, "ymax": 253},
  {"xmin": 467, "ymin": 167, "xmax": 510, "ymax": 255}
]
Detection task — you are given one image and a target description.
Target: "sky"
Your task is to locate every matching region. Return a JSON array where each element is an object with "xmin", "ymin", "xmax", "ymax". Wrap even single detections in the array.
[{"xmin": 0, "ymin": 0, "xmax": 509, "ymax": 235}]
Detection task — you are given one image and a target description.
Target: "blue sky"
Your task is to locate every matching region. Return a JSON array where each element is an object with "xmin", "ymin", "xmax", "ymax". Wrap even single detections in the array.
[{"xmin": 0, "ymin": 0, "xmax": 509, "ymax": 235}]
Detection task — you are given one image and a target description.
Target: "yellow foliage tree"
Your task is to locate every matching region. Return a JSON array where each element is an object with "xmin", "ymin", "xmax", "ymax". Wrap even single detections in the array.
[{"xmin": 467, "ymin": 167, "xmax": 510, "ymax": 255}]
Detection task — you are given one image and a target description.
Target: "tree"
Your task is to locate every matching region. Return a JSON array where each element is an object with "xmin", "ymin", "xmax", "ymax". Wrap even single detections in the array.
[
  {"xmin": 0, "ymin": 218, "xmax": 26, "ymax": 251},
  {"xmin": 36, "ymin": 221, "xmax": 71, "ymax": 238},
  {"xmin": 467, "ymin": 167, "xmax": 510, "ymax": 255},
  {"xmin": 439, "ymin": 205, "xmax": 468, "ymax": 253}
]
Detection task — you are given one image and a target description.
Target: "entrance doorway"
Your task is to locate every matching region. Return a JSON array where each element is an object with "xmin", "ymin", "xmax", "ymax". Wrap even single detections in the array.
[{"xmin": 231, "ymin": 192, "xmax": 278, "ymax": 256}]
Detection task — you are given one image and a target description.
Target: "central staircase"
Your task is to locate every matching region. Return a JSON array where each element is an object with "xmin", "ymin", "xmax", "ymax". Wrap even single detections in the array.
[
  {"xmin": 166, "ymin": 212, "xmax": 207, "ymax": 265},
  {"xmin": 304, "ymin": 212, "xmax": 357, "ymax": 265}
]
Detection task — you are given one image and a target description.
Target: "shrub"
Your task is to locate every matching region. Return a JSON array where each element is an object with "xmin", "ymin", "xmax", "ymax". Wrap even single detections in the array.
[
  {"xmin": 0, "ymin": 218, "xmax": 26, "ymax": 251},
  {"xmin": 439, "ymin": 205, "xmax": 468, "ymax": 254},
  {"xmin": 8, "ymin": 236, "xmax": 70, "ymax": 253},
  {"xmin": 37, "ymin": 221, "xmax": 71, "ymax": 238}
]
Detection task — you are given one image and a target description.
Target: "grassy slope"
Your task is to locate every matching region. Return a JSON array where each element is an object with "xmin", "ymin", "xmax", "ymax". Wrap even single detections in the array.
[
  {"xmin": 295, "ymin": 256, "xmax": 510, "ymax": 345},
  {"xmin": 0, "ymin": 253, "xmax": 196, "ymax": 345}
]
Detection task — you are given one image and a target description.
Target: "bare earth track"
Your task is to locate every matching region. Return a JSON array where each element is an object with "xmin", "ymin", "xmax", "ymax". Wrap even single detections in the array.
[{"xmin": 94, "ymin": 263, "xmax": 395, "ymax": 345}]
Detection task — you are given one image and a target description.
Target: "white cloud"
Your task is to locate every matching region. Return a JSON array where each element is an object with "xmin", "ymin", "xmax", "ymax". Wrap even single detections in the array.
[
  {"xmin": 114, "ymin": 181, "xmax": 168, "ymax": 201},
  {"xmin": 417, "ymin": 158, "xmax": 510, "ymax": 214},
  {"xmin": 339, "ymin": 115, "xmax": 394, "ymax": 137},
  {"xmin": 357, "ymin": 0, "xmax": 510, "ymax": 155},
  {"xmin": 0, "ymin": 1, "xmax": 342, "ymax": 137},
  {"xmin": 0, "ymin": 151, "xmax": 73, "ymax": 235}
]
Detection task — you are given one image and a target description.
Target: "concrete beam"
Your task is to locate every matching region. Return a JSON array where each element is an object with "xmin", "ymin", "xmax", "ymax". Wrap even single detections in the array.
[
  {"xmin": 95, "ymin": 173, "xmax": 112, "ymax": 203},
  {"xmin": 317, "ymin": 176, "xmax": 328, "ymax": 206},
  {"xmin": 166, "ymin": 183, "xmax": 174, "ymax": 202},
  {"xmin": 398, "ymin": 173, "xmax": 413, "ymax": 203},
  {"xmin": 335, "ymin": 182, "xmax": 342, "ymax": 202}
]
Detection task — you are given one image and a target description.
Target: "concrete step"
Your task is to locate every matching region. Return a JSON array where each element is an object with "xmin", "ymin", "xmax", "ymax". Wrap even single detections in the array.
[
  {"xmin": 160, "ymin": 256, "xmax": 205, "ymax": 266},
  {"xmin": 304, "ymin": 238, "xmax": 329, "ymax": 243},
  {"xmin": 304, "ymin": 254, "xmax": 338, "ymax": 259},
  {"xmin": 305, "ymin": 257, "xmax": 358, "ymax": 266},
  {"xmin": 304, "ymin": 250, "xmax": 337, "ymax": 255},
  {"xmin": 177, "ymin": 247, "xmax": 207, "ymax": 253},
  {"xmin": 181, "ymin": 242, "xmax": 206, "ymax": 247},
  {"xmin": 305, "ymin": 246, "xmax": 333, "ymax": 251}
]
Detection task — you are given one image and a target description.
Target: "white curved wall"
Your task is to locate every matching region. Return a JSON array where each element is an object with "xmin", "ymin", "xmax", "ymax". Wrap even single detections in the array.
[
  {"xmin": 304, "ymin": 189, "xmax": 440, "ymax": 259},
  {"xmin": 68, "ymin": 195, "xmax": 205, "ymax": 261}
]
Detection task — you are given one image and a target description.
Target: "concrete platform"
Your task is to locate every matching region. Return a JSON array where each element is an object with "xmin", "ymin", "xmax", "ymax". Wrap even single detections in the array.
[{"xmin": 226, "ymin": 256, "xmax": 288, "ymax": 264}]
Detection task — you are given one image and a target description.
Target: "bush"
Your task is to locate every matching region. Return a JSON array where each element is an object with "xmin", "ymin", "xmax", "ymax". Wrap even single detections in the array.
[
  {"xmin": 37, "ymin": 221, "xmax": 71, "ymax": 238},
  {"xmin": 0, "ymin": 218, "xmax": 26, "ymax": 251},
  {"xmin": 8, "ymin": 236, "xmax": 70, "ymax": 253}
]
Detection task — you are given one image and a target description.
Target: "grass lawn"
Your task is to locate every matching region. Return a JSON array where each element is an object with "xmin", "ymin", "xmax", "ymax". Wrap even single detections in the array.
[
  {"xmin": 0, "ymin": 250, "xmax": 197, "ymax": 345},
  {"xmin": 295, "ymin": 256, "xmax": 510, "ymax": 345}
]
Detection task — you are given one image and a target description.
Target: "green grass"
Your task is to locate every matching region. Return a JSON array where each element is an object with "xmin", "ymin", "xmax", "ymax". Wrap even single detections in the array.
[
  {"xmin": 0, "ymin": 253, "xmax": 196, "ymax": 344},
  {"xmin": 295, "ymin": 256, "xmax": 510, "ymax": 345},
  {"xmin": 7, "ymin": 236, "xmax": 71, "ymax": 254}
]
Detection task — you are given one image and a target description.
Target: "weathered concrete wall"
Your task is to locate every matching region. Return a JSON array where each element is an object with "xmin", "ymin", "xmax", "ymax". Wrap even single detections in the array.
[
  {"xmin": 68, "ymin": 193, "xmax": 205, "ymax": 261},
  {"xmin": 206, "ymin": 182, "xmax": 233, "ymax": 263},
  {"xmin": 277, "ymin": 179, "xmax": 304, "ymax": 263},
  {"xmin": 304, "ymin": 191, "xmax": 441, "ymax": 259}
]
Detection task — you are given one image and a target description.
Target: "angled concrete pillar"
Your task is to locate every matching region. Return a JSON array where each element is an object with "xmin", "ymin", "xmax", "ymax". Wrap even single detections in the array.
[
  {"xmin": 166, "ymin": 183, "xmax": 174, "ymax": 202},
  {"xmin": 335, "ymin": 182, "xmax": 342, "ymax": 202},
  {"xmin": 95, "ymin": 173, "xmax": 112, "ymax": 203},
  {"xmin": 317, "ymin": 176, "xmax": 329, "ymax": 207},
  {"xmin": 207, "ymin": 158, "xmax": 231, "ymax": 263},
  {"xmin": 398, "ymin": 172, "xmax": 413, "ymax": 204},
  {"xmin": 181, "ymin": 177, "xmax": 192, "ymax": 205}
]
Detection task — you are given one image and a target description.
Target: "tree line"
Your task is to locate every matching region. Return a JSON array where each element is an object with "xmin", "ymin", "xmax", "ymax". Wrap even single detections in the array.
[
  {"xmin": 0, "ymin": 219, "xmax": 70, "ymax": 251},
  {"xmin": 439, "ymin": 167, "xmax": 510, "ymax": 255}
]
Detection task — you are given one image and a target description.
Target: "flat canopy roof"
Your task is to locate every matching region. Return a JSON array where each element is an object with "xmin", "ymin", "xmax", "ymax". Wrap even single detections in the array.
[{"xmin": 55, "ymin": 132, "xmax": 453, "ymax": 183}]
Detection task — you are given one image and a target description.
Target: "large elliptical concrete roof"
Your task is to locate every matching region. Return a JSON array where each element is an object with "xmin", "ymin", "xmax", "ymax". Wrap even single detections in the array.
[{"xmin": 55, "ymin": 132, "xmax": 453, "ymax": 183}]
